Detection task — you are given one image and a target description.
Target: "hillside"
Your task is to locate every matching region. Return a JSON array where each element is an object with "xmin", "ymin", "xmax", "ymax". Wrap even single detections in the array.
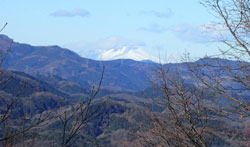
[
  {"xmin": 1, "ymin": 35, "xmax": 156, "ymax": 91},
  {"xmin": 0, "ymin": 35, "xmax": 249, "ymax": 146}
]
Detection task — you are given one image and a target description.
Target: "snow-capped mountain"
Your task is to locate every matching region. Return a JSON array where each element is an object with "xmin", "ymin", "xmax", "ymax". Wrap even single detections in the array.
[
  {"xmin": 64, "ymin": 37, "xmax": 158, "ymax": 62},
  {"xmin": 99, "ymin": 46, "xmax": 157, "ymax": 61}
]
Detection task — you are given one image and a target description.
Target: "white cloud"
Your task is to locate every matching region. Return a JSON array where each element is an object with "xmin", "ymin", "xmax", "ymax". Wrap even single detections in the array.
[
  {"xmin": 171, "ymin": 22, "xmax": 230, "ymax": 43},
  {"xmin": 50, "ymin": 9, "xmax": 90, "ymax": 18}
]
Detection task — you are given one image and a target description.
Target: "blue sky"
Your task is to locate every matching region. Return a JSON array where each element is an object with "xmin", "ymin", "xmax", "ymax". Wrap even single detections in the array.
[{"xmin": 0, "ymin": 0, "xmax": 223, "ymax": 61}]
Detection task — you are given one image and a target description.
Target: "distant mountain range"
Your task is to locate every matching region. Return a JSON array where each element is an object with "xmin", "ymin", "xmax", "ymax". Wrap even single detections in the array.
[
  {"xmin": 0, "ymin": 34, "xmax": 248, "ymax": 146},
  {"xmin": 0, "ymin": 34, "xmax": 247, "ymax": 93},
  {"xmin": 0, "ymin": 35, "xmax": 158, "ymax": 91}
]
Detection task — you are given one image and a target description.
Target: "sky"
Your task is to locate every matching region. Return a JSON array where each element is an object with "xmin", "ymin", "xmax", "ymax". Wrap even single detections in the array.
[{"xmin": 0, "ymin": 0, "xmax": 225, "ymax": 62}]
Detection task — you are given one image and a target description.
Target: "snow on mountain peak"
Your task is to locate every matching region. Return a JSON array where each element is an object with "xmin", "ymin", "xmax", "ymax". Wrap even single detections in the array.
[
  {"xmin": 99, "ymin": 46, "xmax": 157, "ymax": 61},
  {"xmin": 64, "ymin": 36, "xmax": 158, "ymax": 62}
]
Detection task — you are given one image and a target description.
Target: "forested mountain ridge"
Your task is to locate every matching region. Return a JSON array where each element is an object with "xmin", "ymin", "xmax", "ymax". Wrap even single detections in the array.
[
  {"xmin": 1, "ymin": 35, "xmax": 156, "ymax": 91},
  {"xmin": 0, "ymin": 34, "xmax": 249, "ymax": 146}
]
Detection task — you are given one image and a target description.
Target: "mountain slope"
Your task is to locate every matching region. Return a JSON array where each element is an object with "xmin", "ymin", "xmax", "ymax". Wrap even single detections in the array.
[
  {"xmin": 0, "ymin": 70, "xmax": 71, "ymax": 118},
  {"xmin": 1, "ymin": 35, "xmax": 156, "ymax": 91},
  {"xmin": 1, "ymin": 35, "xmax": 248, "ymax": 93}
]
